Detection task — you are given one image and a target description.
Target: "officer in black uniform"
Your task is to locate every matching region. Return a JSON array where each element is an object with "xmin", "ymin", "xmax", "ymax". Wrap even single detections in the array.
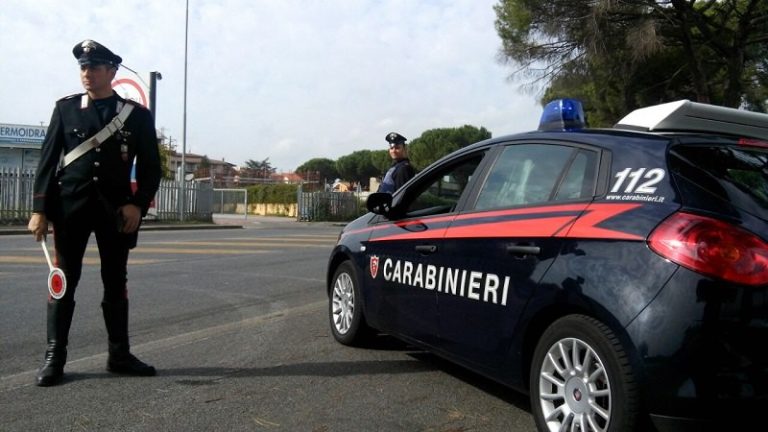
[
  {"xmin": 28, "ymin": 39, "xmax": 161, "ymax": 386},
  {"xmin": 378, "ymin": 132, "xmax": 415, "ymax": 193}
]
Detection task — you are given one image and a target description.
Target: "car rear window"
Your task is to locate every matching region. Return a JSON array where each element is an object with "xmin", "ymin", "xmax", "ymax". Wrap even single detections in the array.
[
  {"xmin": 669, "ymin": 144, "xmax": 768, "ymax": 214},
  {"xmin": 474, "ymin": 144, "xmax": 597, "ymax": 210}
]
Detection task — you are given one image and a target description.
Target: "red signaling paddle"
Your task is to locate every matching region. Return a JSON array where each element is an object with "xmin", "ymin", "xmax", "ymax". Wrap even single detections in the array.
[{"xmin": 40, "ymin": 237, "xmax": 67, "ymax": 299}]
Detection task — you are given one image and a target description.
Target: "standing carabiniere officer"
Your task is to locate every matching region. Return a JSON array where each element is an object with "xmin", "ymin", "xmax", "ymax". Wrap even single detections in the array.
[
  {"xmin": 378, "ymin": 132, "xmax": 415, "ymax": 193},
  {"xmin": 28, "ymin": 40, "xmax": 161, "ymax": 386}
]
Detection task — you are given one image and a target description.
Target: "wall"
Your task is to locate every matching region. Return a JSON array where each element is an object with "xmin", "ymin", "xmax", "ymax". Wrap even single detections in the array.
[{"xmin": 236, "ymin": 203, "xmax": 297, "ymax": 217}]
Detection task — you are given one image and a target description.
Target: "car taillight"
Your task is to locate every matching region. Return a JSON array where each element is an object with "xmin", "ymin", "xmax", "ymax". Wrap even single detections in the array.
[{"xmin": 648, "ymin": 212, "xmax": 768, "ymax": 286}]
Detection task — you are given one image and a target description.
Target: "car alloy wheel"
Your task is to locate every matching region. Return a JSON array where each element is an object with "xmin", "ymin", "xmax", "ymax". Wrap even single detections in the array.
[
  {"xmin": 328, "ymin": 261, "xmax": 371, "ymax": 346},
  {"xmin": 538, "ymin": 337, "xmax": 611, "ymax": 431},
  {"xmin": 530, "ymin": 315, "xmax": 639, "ymax": 432},
  {"xmin": 332, "ymin": 271, "xmax": 354, "ymax": 335}
]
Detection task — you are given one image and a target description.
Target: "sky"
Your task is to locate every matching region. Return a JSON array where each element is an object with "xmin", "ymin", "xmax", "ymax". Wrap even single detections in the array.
[{"xmin": 0, "ymin": 0, "xmax": 543, "ymax": 172}]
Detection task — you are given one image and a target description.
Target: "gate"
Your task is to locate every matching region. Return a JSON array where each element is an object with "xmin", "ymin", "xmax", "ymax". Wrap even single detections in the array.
[
  {"xmin": 152, "ymin": 179, "xmax": 214, "ymax": 221},
  {"xmin": 213, "ymin": 188, "xmax": 248, "ymax": 215},
  {"xmin": 297, "ymin": 185, "xmax": 365, "ymax": 222}
]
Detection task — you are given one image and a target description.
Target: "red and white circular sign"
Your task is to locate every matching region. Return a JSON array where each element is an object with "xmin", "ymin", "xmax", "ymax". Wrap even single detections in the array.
[
  {"xmin": 48, "ymin": 268, "xmax": 67, "ymax": 299},
  {"xmin": 112, "ymin": 77, "xmax": 148, "ymax": 107}
]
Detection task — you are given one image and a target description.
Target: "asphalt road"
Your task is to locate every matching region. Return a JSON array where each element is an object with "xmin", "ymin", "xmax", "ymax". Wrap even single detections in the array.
[{"xmin": 0, "ymin": 219, "xmax": 536, "ymax": 432}]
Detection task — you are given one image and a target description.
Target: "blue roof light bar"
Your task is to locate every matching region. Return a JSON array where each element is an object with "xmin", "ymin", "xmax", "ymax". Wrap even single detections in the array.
[{"xmin": 538, "ymin": 98, "xmax": 587, "ymax": 131}]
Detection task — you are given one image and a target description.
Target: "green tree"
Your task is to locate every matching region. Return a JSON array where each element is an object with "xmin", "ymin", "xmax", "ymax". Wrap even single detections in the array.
[
  {"xmin": 193, "ymin": 155, "xmax": 211, "ymax": 178},
  {"xmin": 295, "ymin": 158, "xmax": 340, "ymax": 184},
  {"xmin": 370, "ymin": 149, "xmax": 391, "ymax": 174},
  {"xmin": 200, "ymin": 155, "xmax": 211, "ymax": 169},
  {"xmin": 336, "ymin": 150, "xmax": 381, "ymax": 188},
  {"xmin": 408, "ymin": 125, "xmax": 492, "ymax": 169},
  {"xmin": 157, "ymin": 141, "xmax": 173, "ymax": 179},
  {"xmin": 243, "ymin": 158, "xmax": 276, "ymax": 178},
  {"xmin": 494, "ymin": 0, "xmax": 768, "ymax": 122}
]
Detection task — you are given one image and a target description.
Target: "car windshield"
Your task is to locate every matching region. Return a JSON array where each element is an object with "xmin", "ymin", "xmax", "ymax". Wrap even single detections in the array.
[{"xmin": 669, "ymin": 144, "xmax": 768, "ymax": 215}]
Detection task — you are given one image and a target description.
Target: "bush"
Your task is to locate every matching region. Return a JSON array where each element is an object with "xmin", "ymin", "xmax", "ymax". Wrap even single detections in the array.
[{"xmin": 246, "ymin": 184, "xmax": 299, "ymax": 204}]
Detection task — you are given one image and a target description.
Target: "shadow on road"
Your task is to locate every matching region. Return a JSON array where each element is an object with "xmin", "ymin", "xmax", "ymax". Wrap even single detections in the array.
[
  {"xmin": 55, "ymin": 333, "xmax": 530, "ymax": 416},
  {"xmin": 406, "ymin": 351, "xmax": 532, "ymax": 414}
]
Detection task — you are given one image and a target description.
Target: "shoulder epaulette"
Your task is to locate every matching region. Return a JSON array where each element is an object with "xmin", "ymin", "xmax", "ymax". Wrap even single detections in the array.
[
  {"xmin": 58, "ymin": 93, "xmax": 84, "ymax": 102},
  {"xmin": 123, "ymin": 98, "xmax": 149, "ymax": 111}
]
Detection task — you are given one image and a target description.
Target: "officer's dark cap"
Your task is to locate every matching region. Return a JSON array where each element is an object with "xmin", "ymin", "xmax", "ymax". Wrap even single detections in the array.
[
  {"xmin": 73, "ymin": 40, "xmax": 122, "ymax": 67},
  {"xmin": 386, "ymin": 132, "xmax": 407, "ymax": 146}
]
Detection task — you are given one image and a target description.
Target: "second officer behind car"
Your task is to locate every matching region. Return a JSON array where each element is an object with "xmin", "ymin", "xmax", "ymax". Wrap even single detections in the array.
[{"xmin": 378, "ymin": 132, "xmax": 415, "ymax": 193}]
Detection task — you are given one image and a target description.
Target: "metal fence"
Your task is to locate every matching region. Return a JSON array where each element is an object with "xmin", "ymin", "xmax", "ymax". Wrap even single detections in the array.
[
  {"xmin": 0, "ymin": 167, "xmax": 213, "ymax": 224},
  {"xmin": 0, "ymin": 167, "xmax": 35, "ymax": 223},
  {"xmin": 153, "ymin": 179, "xmax": 214, "ymax": 221},
  {"xmin": 2, "ymin": 168, "xmax": 370, "ymax": 224},
  {"xmin": 212, "ymin": 188, "xmax": 248, "ymax": 215},
  {"xmin": 297, "ymin": 185, "xmax": 367, "ymax": 222}
]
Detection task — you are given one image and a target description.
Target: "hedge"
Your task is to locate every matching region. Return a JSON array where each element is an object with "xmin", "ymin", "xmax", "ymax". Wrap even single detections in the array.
[{"xmin": 246, "ymin": 183, "xmax": 299, "ymax": 204}]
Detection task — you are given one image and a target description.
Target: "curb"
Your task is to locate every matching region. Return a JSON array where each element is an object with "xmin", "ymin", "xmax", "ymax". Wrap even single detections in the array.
[
  {"xmin": 0, "ymin": 215, "xmax": 348, "ymax": 236},
  {"xmin": 0, "ymin": 224, "xmax": 243, "ymax": 236}
]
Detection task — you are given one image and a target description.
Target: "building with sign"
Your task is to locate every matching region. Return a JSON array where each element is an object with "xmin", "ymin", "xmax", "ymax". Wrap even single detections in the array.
[
  {"xmin": 0, "ymin": 123, "xmax": 46, "ymax": 171},
  {"xmin": 1, "ymin": 122, "xmax": 239, "ymax": 183}
]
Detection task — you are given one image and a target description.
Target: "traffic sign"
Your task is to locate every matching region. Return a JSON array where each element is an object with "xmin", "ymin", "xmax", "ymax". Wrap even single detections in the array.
[{"xmin": 112, "ymin": 77, "xmax": 148, "ymax": 107}]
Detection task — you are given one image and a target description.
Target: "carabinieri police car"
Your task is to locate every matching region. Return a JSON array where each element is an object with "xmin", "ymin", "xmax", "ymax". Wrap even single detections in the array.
[{"xmin": 325, "ymin": 99, "xmax": 768, "ymax": 431}]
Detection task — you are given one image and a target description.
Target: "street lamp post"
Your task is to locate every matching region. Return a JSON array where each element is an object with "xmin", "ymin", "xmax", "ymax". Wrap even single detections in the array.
[
  {"xmin": 149, "ymin": 71, "xmax": 162, "ymax": 120},
  {"xmin": 180, "ymin": 0, "xmax": 190, "ymax": 221}
]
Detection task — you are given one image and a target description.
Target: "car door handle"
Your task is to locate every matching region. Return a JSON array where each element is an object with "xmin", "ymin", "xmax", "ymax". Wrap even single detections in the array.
[
  {"xmin": 506, "ymin": 244, "xmax": 541, "ymax": 255},
  {"xmin": 415, "ymin": 245, "xmax": 438, "ymax": 254}
]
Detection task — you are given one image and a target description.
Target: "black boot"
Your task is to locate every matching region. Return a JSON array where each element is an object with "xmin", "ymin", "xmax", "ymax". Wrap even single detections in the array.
[
  {"xmin": 102, "ymin": 300, "xmax": 156, "ymax": 376},
  {"xmin": 36, "ymin": 300, "xmax": 76, "ymax": 387}
]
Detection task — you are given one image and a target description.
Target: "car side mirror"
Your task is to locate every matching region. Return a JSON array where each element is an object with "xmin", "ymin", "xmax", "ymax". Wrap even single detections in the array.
[{"xmin": 366, "ymin": 192, "xmax": 393, "ymax": 215}]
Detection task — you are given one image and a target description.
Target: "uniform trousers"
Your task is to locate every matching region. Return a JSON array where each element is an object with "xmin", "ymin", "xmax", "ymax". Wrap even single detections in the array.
[{"xmin": 52, "ymin": 191, "xmax": 130, "ymax": 303}]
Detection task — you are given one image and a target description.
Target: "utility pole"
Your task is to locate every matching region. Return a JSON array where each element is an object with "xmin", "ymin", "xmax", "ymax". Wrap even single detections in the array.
[{"xmin": 180, "ymin": 0, "xmax": 190, "ymax": 221}]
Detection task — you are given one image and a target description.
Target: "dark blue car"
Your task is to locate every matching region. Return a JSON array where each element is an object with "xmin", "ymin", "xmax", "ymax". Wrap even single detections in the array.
[{"xmin": 326, "ymin": 99, "xmax": 768, "ymax": 431}]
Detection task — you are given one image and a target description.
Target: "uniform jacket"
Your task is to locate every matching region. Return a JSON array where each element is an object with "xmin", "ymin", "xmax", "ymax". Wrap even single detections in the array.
[
  {"xmin": 33, "ymin": 92, "xmax": 161, "ymax": 221},
  {"xmin": 378, "ymin": 158, "xmax": 415, "ymax": 193}
]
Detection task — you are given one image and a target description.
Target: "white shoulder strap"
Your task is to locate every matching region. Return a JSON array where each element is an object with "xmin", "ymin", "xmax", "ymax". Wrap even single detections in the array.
[{"xmin": 62, "ymin": 102, "xmax": 135, "ymax": 168}]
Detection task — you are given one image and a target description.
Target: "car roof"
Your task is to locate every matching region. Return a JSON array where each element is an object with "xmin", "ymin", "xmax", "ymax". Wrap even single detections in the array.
[
  {"xmin": 442, "ymin": 128, "xmax": 670, "ymax": 162},
  {"xmin": 442, "ymin": 99, "xmax": 768, "ymax": 164},
  {"xmin": 613, "ymin": 100, "xmax": 768, "ymax": 141}
]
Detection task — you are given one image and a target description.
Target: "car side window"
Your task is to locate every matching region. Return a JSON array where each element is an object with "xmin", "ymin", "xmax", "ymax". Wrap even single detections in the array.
[
  {"xmin": 553, "ymin": 149, "xmax": 597, "ymax": 201},
  {"xmin": 402, "ymin": 154, "xmax": 485, "ymax": 217},
  {"xmin": 475, "ymin": 144, "xmax": 597, "ymax": 210}
]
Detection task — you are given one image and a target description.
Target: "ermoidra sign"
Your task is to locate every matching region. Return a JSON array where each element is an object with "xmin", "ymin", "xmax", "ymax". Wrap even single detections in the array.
[{"xmin": 0, "ymin": 123, "xmax": 46, "ymax": 144}]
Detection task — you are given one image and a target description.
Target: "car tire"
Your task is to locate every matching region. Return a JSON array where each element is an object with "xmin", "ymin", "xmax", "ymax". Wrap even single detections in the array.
[
  {"xmin": 530, "ymin": 314, "xmax": 640, "ymax": 432},
  {"xmin": 329, "ymin": 261, "xmax": 371, "ymax": 346}
]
